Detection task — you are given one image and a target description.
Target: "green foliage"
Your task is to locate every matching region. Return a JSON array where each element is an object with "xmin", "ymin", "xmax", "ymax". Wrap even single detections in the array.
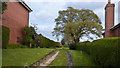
[
  {"xmin": 76, "ymin": 37, "xmax": 120, "ymax": 67},
  {"xmin": 1, "ymin": 2, "xmax": 7, "ymax": 14},
  {"xmin": 69, "ymin": 43, "xmax": 76, "ymax": 50},
  {"xmin": 38, "ymin": 34, "xmax": 56, "ymax": 48},
  {"xmin": 22, "ymin": 26, "xmax": 57, "ymax": 48},
  {"xmin": 61, "ymin": 39, "xmax": 65, "ymax": 45},
  {"xmin": 53, "ymin": 7, "xmax": 103, "ymax": 44},
  {"xmin": 2, "ymin": 25, "xmax": 10, "ymax": 49},
  {"xmin": 7, "ymin": 44, "xmax": 28, "ymax": 49},
  {"xmin": 0, "ymin": 1, "xmax": 7, "ymax": 19},
  {"xmin": 21, "ymin": 26, "xmax": 36, "ymax": 47}
]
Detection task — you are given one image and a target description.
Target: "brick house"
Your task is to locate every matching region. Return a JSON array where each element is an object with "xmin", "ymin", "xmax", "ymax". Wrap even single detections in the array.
[
  {"xmin": 103, "ymin": 0, "xmax": 120, "ymax": 38},
  {"xmin": 1, "ymin": 0, "xmax": 32, "ymax": 44}
]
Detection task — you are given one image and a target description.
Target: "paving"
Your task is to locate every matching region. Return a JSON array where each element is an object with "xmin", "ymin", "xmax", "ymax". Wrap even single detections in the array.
[
  {"xmin": 30, "ymin": 50, "xmax": 60, "ymax": 66},
  {"xmin": 40, "ymin": 50, "xmax": 60, "ymax": 66}
]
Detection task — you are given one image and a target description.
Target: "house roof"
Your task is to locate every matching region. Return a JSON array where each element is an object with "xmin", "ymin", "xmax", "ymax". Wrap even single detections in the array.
[
  {"xmin": 110, "ymin": 23, "xmax": 120, "ymax": 31},
  {"xmin": 19, "ymin": 0, "xmax": 32, "ymax": 12}
]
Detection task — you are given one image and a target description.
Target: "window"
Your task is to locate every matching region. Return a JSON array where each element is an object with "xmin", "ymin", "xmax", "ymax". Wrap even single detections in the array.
[{"xmin": 17, "ymin": 37, "xmax": 21, "ymax": 43}]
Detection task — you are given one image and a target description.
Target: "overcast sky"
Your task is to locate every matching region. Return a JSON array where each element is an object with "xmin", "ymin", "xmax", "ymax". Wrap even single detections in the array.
[{"xmin": 23, "ymin": 0, "xmax": 119, "ymax": 42}]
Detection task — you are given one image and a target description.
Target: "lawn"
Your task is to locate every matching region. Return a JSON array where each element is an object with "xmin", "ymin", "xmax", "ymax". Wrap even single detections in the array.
[
  {"xmin": 2, "ymin": 48, "xmax": 54, "ymax": 66},
  {"xmin": 50, "ymin": 49, "xmax": 67, "ymax": 66},
  {"xmin": 69, "ymin": 50, "xmax": 96, "ymax": 66}
]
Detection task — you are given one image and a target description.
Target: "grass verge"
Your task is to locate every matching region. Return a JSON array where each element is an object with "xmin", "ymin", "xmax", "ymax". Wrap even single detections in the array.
[
  {"xmin": 2, "ymin": 48, "xmax": 54, "ymax": 66},
  {"xmin": 50, "ymin": 49, "xmax": 67, "ymax": 66},
  {"xmin": 69, "ymin": 50, "xmax": 96, "ymax": 66}
]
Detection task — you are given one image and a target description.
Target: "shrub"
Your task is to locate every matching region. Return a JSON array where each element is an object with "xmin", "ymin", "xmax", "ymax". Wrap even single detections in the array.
[
  {"xmin": 7, "ymin": 44, "xmax": 28, "ymax": 49},
  {"xmin": 69, "ymin": 43, "xmax": 76, "ymax": 50},
  {"xmin": 2, "ymin": 25, "xmax": 10, "ymax": 49},
  {"xmin": 76, "ymin": 37, "xmax": 120, "ymax": 67},
  {"xmin": 56, "ymin": 42, "xmax": 61, "ymax": 47}
]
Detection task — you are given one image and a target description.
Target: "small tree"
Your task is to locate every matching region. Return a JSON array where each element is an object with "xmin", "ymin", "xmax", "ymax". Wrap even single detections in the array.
[{"xmin": 22, "ymin": 26, "xmax": 36, "ymax": 48}]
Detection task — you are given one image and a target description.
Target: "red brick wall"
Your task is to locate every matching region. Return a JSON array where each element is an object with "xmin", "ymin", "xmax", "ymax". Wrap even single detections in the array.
[
  {"xmin": 112, "ymin": 28, "xmax": 120, "ymax": 37},
  {"xmin": 105, "ymin": 2, "xmax": 115, "ymax": 38},
  {"xmin": 2, "ymin": 2, "xmax": 29, "ymax": 44}
]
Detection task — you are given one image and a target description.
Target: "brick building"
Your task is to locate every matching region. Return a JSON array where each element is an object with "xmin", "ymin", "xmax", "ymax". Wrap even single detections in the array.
[
  {"xmin": 103, "ymin": 0, "xmax": 120, "ymax": 38},
  {"xmin": 1, "ymin": 0, "xmax": 32, "ymax": 44}
]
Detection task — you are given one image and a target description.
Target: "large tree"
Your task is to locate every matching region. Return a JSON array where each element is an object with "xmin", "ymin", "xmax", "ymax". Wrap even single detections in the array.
[{"xmin": 52, "ymin": 7, "xmax": 103, "ymax": 44}]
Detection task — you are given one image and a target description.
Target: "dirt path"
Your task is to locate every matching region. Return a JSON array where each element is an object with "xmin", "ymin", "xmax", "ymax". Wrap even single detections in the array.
[
  {"xmin": 30, "ymin": 50, "xmax": 60, "ymax": 66},
  {"xmin": 66, "ymin": 50, "xmax": 73, "ymax": 67},
  {"xmin": 40, "ymin": 50, "xmax": 60, "ymax": 66},
  {"xmin": 30, "ymin": 49, "xmax": 73, "ymax": 67}
]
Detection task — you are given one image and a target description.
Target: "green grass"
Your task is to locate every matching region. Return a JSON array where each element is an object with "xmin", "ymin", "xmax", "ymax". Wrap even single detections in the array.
[
  {"xmin": 2, "ymin": 48, "xmax": 54, "ymax": 66},
  {"xmin": 62, "ymin": 47, "xmax": 69, "ymax": 50},
  {"xmin": 69, "ymin": 50, "xmax": 96, "ymax": 66},
  {"xmin": 50, "ymin": 49, "xmax": 67, "ymax": 66}
]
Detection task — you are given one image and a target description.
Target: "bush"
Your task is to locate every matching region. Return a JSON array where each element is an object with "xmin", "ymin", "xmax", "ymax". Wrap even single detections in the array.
[
  {"xmin": 56, "ymin": 42, "xmax": 61, "ymax": 48},
  {"xmin": 2, "ymin": 25, "xmax": 10, "ymax": 49},
  {"xmin": 7, "ymin": 44, "xmax": 28, "ymax": 49},
  {"xmin": 76, "ymin": 37, "xmax": 120, "ymax": 67},
  {"xmin": 69, "ymin": 43, "xmax": 76, "ymax": 50}
]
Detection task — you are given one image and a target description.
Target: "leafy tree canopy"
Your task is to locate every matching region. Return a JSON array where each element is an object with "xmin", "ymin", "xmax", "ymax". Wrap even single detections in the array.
[{"xmin": 52, "ymin": 7, "xmax": 103, "ymax": 44}]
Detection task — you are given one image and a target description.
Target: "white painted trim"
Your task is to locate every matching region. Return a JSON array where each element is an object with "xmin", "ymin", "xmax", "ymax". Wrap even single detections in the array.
[{"xmin": 18, "ymin": 0, "xmax": 32, "ymax": 12}]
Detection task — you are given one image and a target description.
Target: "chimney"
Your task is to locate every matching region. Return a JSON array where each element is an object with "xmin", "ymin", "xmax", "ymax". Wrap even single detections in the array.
[
  {"xmin": 108, "ymin": 0, "xmax": 111, "ymax": 4},
  {"xmin": 105, "ymin": 0, "xmax": 115, "ymax": 37}
]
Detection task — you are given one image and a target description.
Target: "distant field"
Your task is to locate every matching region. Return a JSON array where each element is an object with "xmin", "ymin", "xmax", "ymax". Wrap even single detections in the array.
[
  {"xmin": 50, "ymin": 49, "xmax": 67, "ymax": 66},
  {"xmin": 2, "ymin": 48, "xmax": 54, "ymax": 66},
  {"xmin": 69, "ymin": 50, "xmax": 96, "ymax": 66}
]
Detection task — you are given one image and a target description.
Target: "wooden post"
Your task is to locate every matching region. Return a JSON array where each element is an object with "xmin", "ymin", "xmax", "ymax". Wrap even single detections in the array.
[
  {"xmin": 30, "ymin": 42, "xmax": 31, "ymax": 48},
  {"xmin": 30, "ymin": 40, "xmax": 31, "ymax": 48}
]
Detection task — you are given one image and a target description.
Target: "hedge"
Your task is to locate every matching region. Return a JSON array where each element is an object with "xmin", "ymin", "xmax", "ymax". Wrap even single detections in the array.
[
  {"xmin": 2, "ymin": 25, "xmax": 10, "ymax": 49},
  {"xmin": 7, "ymin": 44, "xmax": 28, "ymax": 49},
  {"xmin": 76, "ymin": 37, "xmax": 120, "ymax": 67},
  {"xmin": 40, "ymin": 35, "xmax": 57, "ymax": 48}
]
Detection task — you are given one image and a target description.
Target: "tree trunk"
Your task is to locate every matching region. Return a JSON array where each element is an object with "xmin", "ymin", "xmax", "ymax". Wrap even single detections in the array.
[{"xmin": 74, "ymin": 38, "xmax": 79, "ymax": 44}]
